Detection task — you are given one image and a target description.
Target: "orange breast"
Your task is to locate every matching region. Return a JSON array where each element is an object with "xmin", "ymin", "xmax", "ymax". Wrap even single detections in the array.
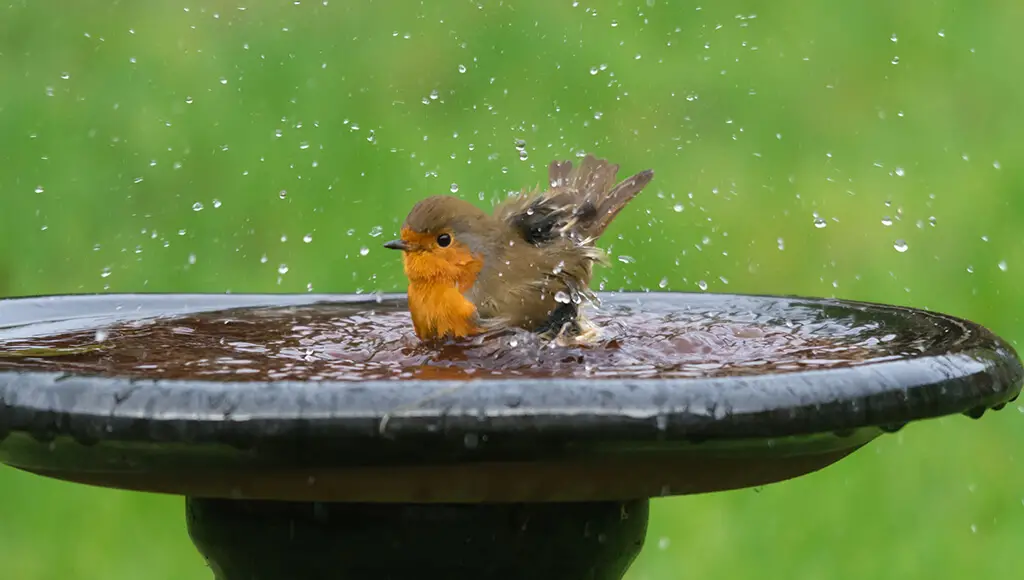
[{"xmin": 407, "ymin": 281, "xmax": 481, "ymax": 340}]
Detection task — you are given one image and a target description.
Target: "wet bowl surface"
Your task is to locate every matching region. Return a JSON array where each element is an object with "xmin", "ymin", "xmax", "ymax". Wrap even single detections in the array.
[{"xmin": 0, "ymin": 292, "xmax": 1019, "ymax": 502}]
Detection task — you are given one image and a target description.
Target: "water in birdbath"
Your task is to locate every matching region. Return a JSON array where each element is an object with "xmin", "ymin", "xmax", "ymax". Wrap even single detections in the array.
[{"xmin": 0, "ymin": 294, "xmax": 952, "ymax": 382}]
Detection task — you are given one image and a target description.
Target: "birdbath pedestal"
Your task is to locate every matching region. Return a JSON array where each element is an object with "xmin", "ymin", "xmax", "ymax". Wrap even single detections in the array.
[{"xmin": 0, "ymin": 292, "xmax": 1019, "ymax": 580}]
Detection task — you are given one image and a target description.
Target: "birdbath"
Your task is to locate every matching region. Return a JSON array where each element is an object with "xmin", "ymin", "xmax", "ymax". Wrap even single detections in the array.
[{"xmin": 0, "ymin": 291, "xmax": 1019, "ymax": 579}]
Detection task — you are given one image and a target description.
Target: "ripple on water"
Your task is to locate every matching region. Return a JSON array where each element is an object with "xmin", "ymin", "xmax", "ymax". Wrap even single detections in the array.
[{"xmin": 0, "ymin": 297, "xmax": 947, "ymax": 382}]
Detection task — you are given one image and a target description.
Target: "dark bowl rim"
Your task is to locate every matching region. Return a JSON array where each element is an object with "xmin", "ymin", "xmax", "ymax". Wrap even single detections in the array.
[{"xmin": 0, "ymin": 291, "xmax": 1020, "ymax": 446}]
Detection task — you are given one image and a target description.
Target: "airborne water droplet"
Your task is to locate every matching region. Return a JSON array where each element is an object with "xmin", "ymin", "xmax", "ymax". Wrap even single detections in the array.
[
  {"xmin": 279, "ymin": 190, "xmax": 288, "ymax": 199},
  {"xmin": 893, "ymin": 239, "xmax": 908, "ymax": 253},
  {"xmin": 881, "ymin": 216, "xmax": 893, "ymax": 226},
  {"xmin": 359, "ymin": 247, "xmax": 370, "ymax": 256},
  {"xmin": 303, "ymin": 234, "xmax": 313, "ymax": 243},
  {"xmin": 34, "ymin": 185, "xmax": 44, "ymax": 194},
  {"xmin": 192, "ymin": 202, "xmax": 204, "ymax": 211},
  {"xmin": 450, "ymin": 183, "xmax": 459, "ymax": 193},
  {"xmin": 673, "ymin": 204, "xmax": 683, "ymax": 212},
  {"xmin": 658, "ymin": 277, "xmax": 668, "ymax": 288},
  {"xmin": 369, "ymin": 226, "xmax": 384, "ymax": 238},
  {"xmin": 813, "ymin": 217, "xmax": 827, "ymax": 229},
  {"xmin": 554, "ymin": 291, "xmax": 571, "ymax": 304},
  {"xmin": 998, "ymin": 260, "xmax": 1008, "ymax": 272},
  {"xmin": 458, "ymin": 64, "xmax": 467, "ymax": 73},
  {"xmin": 697, "ymin": 280, "xmax": 708, "ymax": 291},
  {"xmin": 277, "ymin": 264, "xmax": 289, "ymax": 275}
]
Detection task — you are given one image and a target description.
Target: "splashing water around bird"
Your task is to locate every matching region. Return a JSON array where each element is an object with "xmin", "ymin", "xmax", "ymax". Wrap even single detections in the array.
[{"xmin": 383, "ymin": 154, "xmax": 654, "ymax": 344}]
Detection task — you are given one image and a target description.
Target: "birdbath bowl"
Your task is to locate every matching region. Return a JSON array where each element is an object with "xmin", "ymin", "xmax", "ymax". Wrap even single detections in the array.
[{"xmin": 0, "ymin": 292, "xmax": 1019, "ymax": 579}]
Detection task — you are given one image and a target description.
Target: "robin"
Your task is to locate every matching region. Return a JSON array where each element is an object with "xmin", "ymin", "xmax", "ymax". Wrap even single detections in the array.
[{"xmin": 384, "ymin": 154, "xmax": 654, "ymax": 343}]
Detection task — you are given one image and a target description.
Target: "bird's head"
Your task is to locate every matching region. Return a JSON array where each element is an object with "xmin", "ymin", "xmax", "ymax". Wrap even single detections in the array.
[{"xmin": 384, "ymin": 196, "xmax": 492, "ymax": 287}]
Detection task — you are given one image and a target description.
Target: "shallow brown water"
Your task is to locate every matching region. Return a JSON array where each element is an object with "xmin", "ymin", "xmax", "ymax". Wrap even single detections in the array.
[{"xmin": 0, "ymin": 295, "xmax": 953, "ymax": 382}]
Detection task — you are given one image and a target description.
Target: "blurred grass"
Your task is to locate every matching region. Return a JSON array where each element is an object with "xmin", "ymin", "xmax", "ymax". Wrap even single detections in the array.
[{"xmin": 1, "ymin": 1, "xmax": 1023, "ymax": 578}]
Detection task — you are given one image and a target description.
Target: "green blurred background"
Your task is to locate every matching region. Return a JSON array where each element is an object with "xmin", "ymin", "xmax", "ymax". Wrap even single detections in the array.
[{"xmin": 1, "ymin": 0, "xmax": 1023, "ymax": 578}]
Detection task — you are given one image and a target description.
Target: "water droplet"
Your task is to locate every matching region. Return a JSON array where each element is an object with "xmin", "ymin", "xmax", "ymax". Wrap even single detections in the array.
[
  {"xmin": 369, "ymin": 226, "xmax": 384, "ymax": 237},
  {"xmin": 518, "ymin": 149, "xmax": 529, "ymax": 161},
  {"xmin": 891, "ymin": 56, "xmax": 900, "ymax": 65},
  {"xmin": 658, "ymin": 277, "xmax": 668, "ymax": 288},
  {"xmin": 100, "ymin": 267, "xmax": 112, "ymax": 278},
  {"xmin": 554, "ymin": 291, "xmax": 571, "ymax": 304},
  {"xmin": 894, "ymin": 167, "xmax": 905, "ymax": 177},
  {"xmin": 813, "ymin": 217, "xmax": 827, "ymax": 229},
  {"xmin": 998, "ymin": 260, "xmax": 1008, "ymax": 272},
  {"xmin": 212, "ymin": 199, "xmax": 222, "ymax": 209},
  {"xmin": 890, "ymin": 33, "xmax": 898, "ymax": 43},
  {"xmin": 672, "ymin": 204, "xmax": 683, "ymax": 212},
  {"xmin": 458, "ymin": 64, "xmax": 467, "ymax": 73},
  {"xmin": 658, "ymin": 537, "xmax": 671, "ymax": 550},
  {"xmin": 593, "ymin": 111, "xmax": 603, "ymax": 120},
  {"xmin": 185, "ymin": 96, "xmax": 193, "ymax": 104},
  {"xmin": 188, "ymin": 253, "xmax": 197, "ymax": 265},
  {"xmin": 279, "ymin": 190, "xmax": 288, "ymax": 199},
  {"xmin": 993, "ymin": 160, "xmax": 1002, "ymax": 170},
  {"xmin": 429, "ymin": 89, "xmax": 439, "ymax": 100},
  {"xmin": 697, "ymin": 280, "xmax": 708, "ymax": 291},
  {"xmin": 881, "ymin": 216, "xmax": 893, "ymax": 226},
  {"xmin": 589, "ymin": 66, "xmax": 600, "ymax": 75},
  {"xmin": 303, "ymin": 234, "xmax": 313, "ymax": 243},
  {"xmin": 893, "ymin": 239, "xmax": 908, "ymax": 253},
  {"xmin": 450, "ymin": 183, "xmax": 459, "ymax": 193},
  {"xmin": 34, "ymin": 185, "xmax": 44, "ymax": 194},
  {"xmin": 94, "ymin": 329, "xmax": 109, "ymax": 342},
  {"xmin": 219, "ymin": 77, "xmax": 228, "ymax": 85},
  {"xmin": 617, "ymin": 255, "xmax": 636, "ymax": 264},
  {"xmin": 192, "ymin": 202, "xmax": 204, "ymax": 211},
  {"xmin": 277, "ymin": 264, "xmax": 289, "ymax": 275},
  {"xmin": 359, "ymin": 247, "xmax": 370, "ymax": 256},
  {"xmin": 60, "ymin": 72, "xmax": 70, "ymax": 80},
  {"xmin": 777, "ymin": 237, "xmax": 785, "ymax": 250}
]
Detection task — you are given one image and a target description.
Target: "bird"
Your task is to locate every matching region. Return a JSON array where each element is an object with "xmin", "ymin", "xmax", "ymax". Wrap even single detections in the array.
[{"xmin": 383, "ymin": 154, "xmax": 654, "ymax": 343}]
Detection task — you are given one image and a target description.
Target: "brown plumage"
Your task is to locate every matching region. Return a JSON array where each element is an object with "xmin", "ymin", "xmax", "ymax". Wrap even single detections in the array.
[{"xmin": 384, "ymin": 154, "xmax": 654, "ymax": 342}]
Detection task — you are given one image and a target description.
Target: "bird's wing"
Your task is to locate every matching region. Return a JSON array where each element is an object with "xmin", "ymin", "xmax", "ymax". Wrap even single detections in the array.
[{"xmin": 494, "ymin": 154, "xmax": 654, "ymax": 245}]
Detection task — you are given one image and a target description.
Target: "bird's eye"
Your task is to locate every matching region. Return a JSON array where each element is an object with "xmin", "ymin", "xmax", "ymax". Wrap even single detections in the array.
[{"xmin": 436, "ymin": 233, "xmax": 452, "ymax": 247}]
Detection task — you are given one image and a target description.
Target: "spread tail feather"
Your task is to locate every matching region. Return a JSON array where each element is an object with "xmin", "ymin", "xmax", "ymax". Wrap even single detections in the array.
[{"xmin": 497, "ymin": 154, "xmax": 654, "ymax": 245}]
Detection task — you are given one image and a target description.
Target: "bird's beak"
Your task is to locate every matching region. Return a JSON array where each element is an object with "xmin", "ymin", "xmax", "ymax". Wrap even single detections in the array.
[{"xmin": 383, "ymin": 239, "xmax": 410, "ymax": 251}]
